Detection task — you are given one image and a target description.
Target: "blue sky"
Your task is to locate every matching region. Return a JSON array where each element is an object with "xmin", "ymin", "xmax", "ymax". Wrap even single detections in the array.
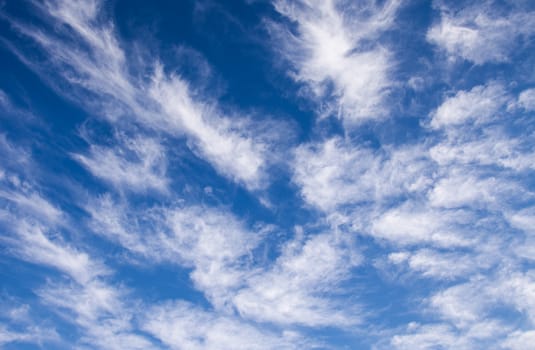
[{"xmin": 0, "ymin": 0, "xmax": 535, "ymax": 349}]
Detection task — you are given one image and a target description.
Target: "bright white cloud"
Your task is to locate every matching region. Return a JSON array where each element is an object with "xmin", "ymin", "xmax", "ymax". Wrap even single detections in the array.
[
  {"xmin": 0, "ymin": 188, "xmax": 62, "ymax": 223},
  {"xmin": 430, "ymin": 82, "xmax": 510, "ymax": 129},
  {"xmin": 87, "ymin": 199, "xmax": 260, "ymax": 295},
  {"xmin": 233, "ymin": 231, "xmax": 360, "ymax": 327},
  {"xmin": 293, "ymin": 137, "xmax": 432, "ymax": 211},
  {"xmin": 430, "ymin": 282, "xmax": 489, "ymax": 327},
  {"xmin": 427, "ymin": 170, "xmax": 522, "ymax": 210},
  {"xmin": 390, "ymin": 324, "xmax": 461, "ymax": 350},
  {"xmin": 427, "ymin": 2, "xmax": 535, "ymax": 64},
  {"xmin": 8, "ymin": 0, "xmax": 278, "ymax": 191},
  {"xmin": 0, "ymin": 171, "xmax": 106, "ymax": 285},
  {"xmin": 388, "ymin": 249, "xmax": 486, "ymax": 279},
  {"xmin": 395, "ymin": 270, "xmax": 535, "ymax": 349},
  {"xmin": 164, "ymin": 206, "xmax": 263, "ymax": 308},
  {"xmin": 293, "ymin": 137, "xmax": 376, "ymax": 211},
  {"xmin": 3, "ymin": 1, "xmax": 535, "ymax": 349},
  {"xmin": 429, "ymin": 127, "xmax": 535, "ymax": 171},
  {"xmin": 73, "ymin": 134, "xmax": 169, "ymax": 193},
  {"xmin": 86, "ymin": 196, "xmax": 360, "ymax": 328},
  {"xmin": 390, "ymin": 321, "xmax": 509, "ymax": 350},
  {"xmin": 272, "ymin": 0, "xmax": 400, "ymax": 124},
  {"xmin": 0, "ymin": 324, "xmax": 58, "ymax": 347},
  {"xmin": 382, "ymin": 77, "xmax": 535, "ymax": 349},
  {"xmin": 142, "ymin": 301, "xmax": 305, "ymax": 350},
  {"xmin": 11, "ymin": 221, "xmax": 106, "ymax": 285},
  {"xmin": 517, "ymin": 88, "xmax": 535, "ymax": 111},
  {"xmin": 370, "ymin": 202, "xmax": 473, "ymax": 247},
  {"xmin": 39, "ymin": 280, "xmax": 159, "ymax": 350},
  {"xmin": 85, "ymin": 195, "xmax": 154, "ymax": 256},
  {"xmin": 0, "ymin": 162, "xmax": 157, "ymax": 349},
  {"xmin": 149, "ymin": 68, "xmax": 271, "ymax": 189},
  {"xmin": 0, "ymin": 134, "xmax": 31, "ymax": 171},
  {"xmin": 508, "ymin": 206, "xmax": 535, "ymax": 236},
  {"xmin": 503, "ymin": 330, "xmax": 535, "ymax": 350}
]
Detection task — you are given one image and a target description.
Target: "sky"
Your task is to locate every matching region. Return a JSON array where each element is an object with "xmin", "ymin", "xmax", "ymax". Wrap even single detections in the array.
[{"xmin": 0, "ymin": 0, "xmax": 534, "ymax": 349}]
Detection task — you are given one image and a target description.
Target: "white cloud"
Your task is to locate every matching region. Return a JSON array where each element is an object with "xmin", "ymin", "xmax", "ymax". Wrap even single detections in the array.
[
  {"xmin": 0, "ymin": 134, "xmax": 31, "ymax": 171},
  {"xmin": 73, "ymin": 134, "xmax": 168, "ymax": 193},
  {"xmin": 4, "ymin": 1, "xmax": 535, "ymax": 349},
  {"xmin": 427, "ymin": 170, "xmax": 522, "ymax": 210},
  {"xmin": 84, "ymin": 195, "xmax": 154, "ymax": 256},
  {"xmin": 142, "ymin": 301, "xmax": 305, "ymax": 350},
  {"xmin": 39, "ymin": 280, "xmax": 159, "ymax": 350},
  {"xmin": 0, "ymin": 164, "xmax": 157, "ymax": 348},
  {"xmin": 88, "ymin": 199, "xmax": 260, "ymax": 291},
  {"xmin": 422, "ymin": 271, "xmax": 535, "ymax": 337},
  {"xmin": 428, "ymin": 174, "xmax": 492, "ymax": 209},
  {"xmin": 164, "ymin": 206, "xmax": 263, "ymax": 308},
  {"xmin": 0, "ymin": 326, "xmax": 28, "ymax": 346},
  {"xmin": 390, "ymin": 324, "xmax": 460, "ymax": 350},
  {"xmin": 390, "ymin": 321, "xmax": 509, "ymax": 350},
  {"xmin": 503, "ymin": 330, "xmax": 535, "ymax": 350},
  {"xmin": 427, "ymin": 2, "xmax": 535, "ymax": 64},
  {"xmin": 43, "ymin": 0, "xmax": 136, "ymax": 107},
  {"xmin": 12, "ymin": 219, "xmax": 159, "ymax": 349},
  {"xmin": 149, "ymin": 68, "xmax": 271, "ymax": 189},
  {"xmin": 430, "ymin": 82, "xmax": 510, "ymax": 129},
  {"xmin": 507, "ymin": 206, "xmax": 535, "ymax": 236},
  {"xmin": 370, "ymin": 202, "xmax": 473, "ymax": 247},
  {"xmin": 39, "ymin": 280, "xmax": 121, "ymax": 324},
  {"xmin": 293, "ymin": 137, "xmax": 432, "ymax": 211},
  {"xmin": 383, "ymin": 88, "xmax": 535, "ymax": 348},
  {"xmin": 285, "ymin": 67, "xmax": 534, "ymax": 345},
  {"xmin": 0, "ymin": 175, "xmax": 106, "ymax": 285},
  {"xmin": 233, "ymin": 231, "xmax": 360, "ymax": 327},
  {"xmin": 493, "ymin": 271, "xmax": 535, "ymax": 323},
  {"xmin": 7, "ymin": 0, "xmax": 279, "ymax": 191},
  {"xmin": 10, "ymin": 221, "xmax": 106, "ymax": 285},
  {"xmin": 0, "ymin": 188, "xmax": 62, "ymax": 223},
  {"xmin": 0, "ymin": 324, "xmax": 58, "ymax": 347},
  {"xmin": 0, "ymin": 89, "xmax": 8, "ymax": 107},
  {"xmin": 429, "ymin": 127, "xmax": 535, "ymax": 171},
  {"xmin": 517, "ymin": 88, "xmax": 535, "ymax": 111},
  {"xmin": 271, "ymin": 0, "xmax": 400, "ymax": 124},
  {"xmin": 429, "ymin": 282, "xmax": 490, "ymax": 327},
  {"xmin": 293, "ymin": 137, "xmax": 376, "ymax": 211},
  {"xmin": 388, "ymin": 249, "xmax": 486, "ymax": 279},
  {"xmin": 86, "ymin": 196, "xmax": 360, "ymax": 328},
  {"xmin": 4, "ymin": 234, "xmax": 156, "ymax": 349}
]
